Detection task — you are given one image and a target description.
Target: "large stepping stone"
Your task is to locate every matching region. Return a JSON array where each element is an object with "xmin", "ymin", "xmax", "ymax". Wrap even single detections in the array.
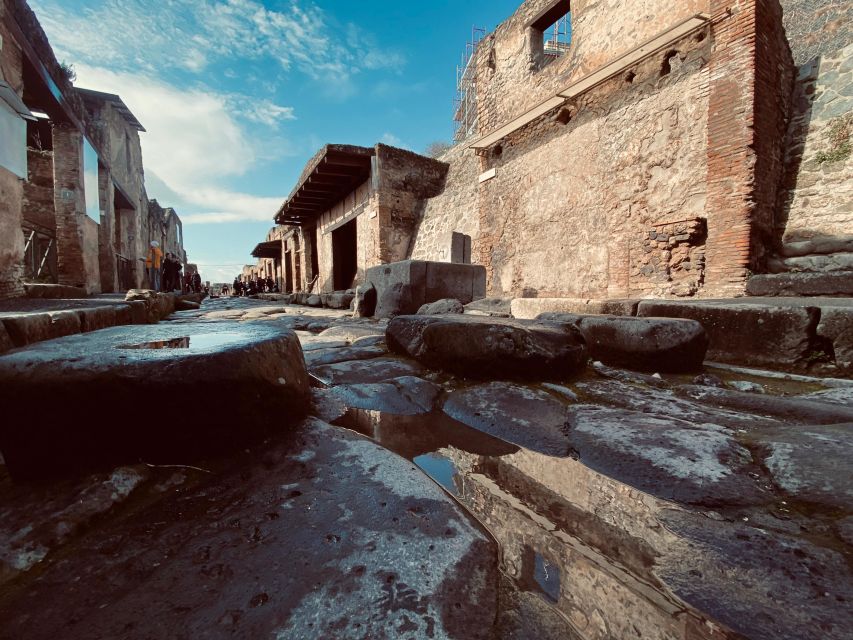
[
  {"xmin": 535, "ymin": 313, "xmax": 708, "ymax": 372},
  {"xmin": 330, "ymin": 376, "xmax": 441, "ymax": 415},
  {"xmin": 0, "ymin": 322, "xmax": 310, "ymax": 480},
  {"xmin": 443, "ymin": 382, "xmax": 573, "ymax": 456},
  {"xmin": 311, "ymin": 357, "xmax": 424, "ymax": 386},
  {"xmin": 387, "ymin": 315, "xmax": 587, "ymax": 379},
  {"xmin": 0, "ymin": 419, "xmax": 499, "ymax": 639},
  {"xmin": 565, "ymin": 406, "xmax": 767, "ymax": 506}
]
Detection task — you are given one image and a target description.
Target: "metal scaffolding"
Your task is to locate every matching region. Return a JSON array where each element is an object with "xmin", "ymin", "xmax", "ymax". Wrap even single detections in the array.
[
  {"xmin": 453, "ymin": 26, "xmax": 486, "ymax": 143},
  {"xmin": 543, "ymin": 13, "xmax": 572, "ymax": 57}
]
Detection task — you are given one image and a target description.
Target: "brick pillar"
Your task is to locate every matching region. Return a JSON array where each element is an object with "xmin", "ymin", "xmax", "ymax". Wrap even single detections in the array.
[
  {"xmin": 52, "ymin": 123, "xmax": 88, "ymax": 289},
  {"xmin": 704, "ymin": 0, "xmax": 792, "ymax": 295},
  {"xmin": 98, "ymin": 167, "xmax": 117, "ymax": 292}
]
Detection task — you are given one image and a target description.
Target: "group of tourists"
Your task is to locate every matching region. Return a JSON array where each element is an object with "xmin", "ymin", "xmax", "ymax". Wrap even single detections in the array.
[
  {"xmin": 144, "ymin": 241, "xmax": 202, "ymax": 293},
  {"xmin": 230, "ymin": 276, "xmax": 278, "ymax": 296}
]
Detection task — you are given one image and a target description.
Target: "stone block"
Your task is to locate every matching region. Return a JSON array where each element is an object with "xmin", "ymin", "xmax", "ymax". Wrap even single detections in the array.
[
  {"xmin": 46, "ymin": 310, "xmax": 82, "ymax": 339},
  {"xmin": 817, "ymin": 306, "xmax": 853, "ymax": 375},
  {"xmin": 534, "ymin": 313, "xmax": 708, "ymax": 372},
  {"xmin": 387, "ymin": 315, "xmax": 587, "ymax": 379},
  {"xmin": 0, "ymin": 313, "xmax": 52, "ymax": 347},
  {"xmin": 23, "ymin": 283, "xmax": 88, "ymax": 299},
  {"xmin": 320, "ymin": 292, "xmax": 355, "ymax": 309},
  {"xmin": 0, "ymin": 322, "xmax": 13, "ymax": 355},
  {"xmin": 746, "ymin": 272, "xmax": 853, "ymax": 297},
  {"xmin": 126, "ymin": 300, "xmax": 148, "ymax": 325},
  {"xmin": 511, "ymin": 297, "xmax": 640, "ymax": 319},
  {"xmin": 366, "ymin": 260, "xmax": 487, "ymax": 318},
  {"xmin": 0, "ymin": 322, "xmax": 311, "ymax": 480},
  {"xmin": 637, "ymin": 300, "xmax": 816, "ymax": 370},
  {"xmin": 77, "ymin": 306, "xmax": 118, "ymax": 333}
]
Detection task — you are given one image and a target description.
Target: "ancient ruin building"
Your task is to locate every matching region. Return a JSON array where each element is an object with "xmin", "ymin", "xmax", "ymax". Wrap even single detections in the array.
[
  {"xmin": 0, "ymin": 0, "xmax": 190, "ymax": 298},
  {"xmin": 254, "ymin": 0, "xmax": 852, "ymax": 301},
  {"xmin": 270, "ymin": 144, "xmax": 446, "ymax": 294}
]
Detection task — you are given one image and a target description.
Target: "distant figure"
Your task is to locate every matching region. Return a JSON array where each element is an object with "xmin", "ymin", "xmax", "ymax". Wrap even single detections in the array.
[
  {"xmin": 266, "ymin": 277, "xmax": 275, "ymax": 293},
  {"xmin": 145, "ymin": 241, "xmax": 162, "ymax": 292},
  {"xmin": 232, "ymin": 278, "xmax": 242, "ymax": 296},
  {"xmin": 221, "ymin": 284, "xmax": 229, "ymax": 296},
  {"xmin": 191, "ymin": 272, "xmax": 201, "ymax": 293}
]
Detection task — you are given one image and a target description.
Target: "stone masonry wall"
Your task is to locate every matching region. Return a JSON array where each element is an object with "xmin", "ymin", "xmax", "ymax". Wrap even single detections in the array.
[
  {"xmin": 774, "ymin": 0, "xmax": 852, "ymax": 259},
  {"xmin": 22, "ymin": 150, "xmax": 56, "ymax": 232},
  {"xmin": 475, "ymin": 0, "xmax": 710, "ymax": 136},
  {"xmin": 0, "ymin": 5, "xmax": 25, "ymax": 299},
  {"xmin": 475, "ymin": 23, "xmax": 712, "ymax": 299},
  {"xmin": 410, "ymin": 144, "xmax": 480, "ymax": 262}
]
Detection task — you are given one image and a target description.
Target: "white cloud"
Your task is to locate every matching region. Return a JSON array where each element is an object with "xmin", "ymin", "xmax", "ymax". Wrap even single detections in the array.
[
  {"xmin": 74, "ymin": 64, "xmax": 286, "ymax": 225},
  {"xmin": 381, "ymin": 132, "xmax": 410, "ymax": 150},
  {"xmin": 31, "ymin": 0, "xmax": 406, "ymax": 84}
]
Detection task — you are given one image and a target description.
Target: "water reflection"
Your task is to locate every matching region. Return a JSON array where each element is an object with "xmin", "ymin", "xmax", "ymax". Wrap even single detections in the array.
[
  {"xmin": 335, "ymin": 406, "xmax": 739, "ymax": 640},
  {"xmin": 117, "ymin": 332, "xmax": 245, "ymax": 351}
]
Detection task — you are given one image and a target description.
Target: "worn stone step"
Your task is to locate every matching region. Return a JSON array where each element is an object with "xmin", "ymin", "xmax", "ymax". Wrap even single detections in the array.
[
  {"xmin": 746, "ymin": 272, "xmax": 853, "ymax": 297},
  {"xmin": 768, "ymin": 252, "xmax": 853, "ymax": 274}
]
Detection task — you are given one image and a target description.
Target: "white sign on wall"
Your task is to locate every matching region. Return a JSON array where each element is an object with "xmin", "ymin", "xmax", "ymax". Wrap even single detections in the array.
[{"xmin": 0, "ymin": 100, "xmax": 27, "ymax": 179}]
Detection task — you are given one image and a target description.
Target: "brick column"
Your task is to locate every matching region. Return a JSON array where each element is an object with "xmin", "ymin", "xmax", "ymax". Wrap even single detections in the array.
[
  {"xmin": 98, "ymin": 166, "xmax": 117, "ymax": 292},
  {"xmin": 52, "ymin": 123, "xmax": 88, "ymax": 289},
  {"xmin": 704, "ymin": 0, "xmax": 793, "ymax": 296}
]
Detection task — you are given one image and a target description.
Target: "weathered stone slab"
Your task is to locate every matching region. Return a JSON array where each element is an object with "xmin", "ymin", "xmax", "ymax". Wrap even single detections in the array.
[
  {"xmin": 77, "ymin": 305, "xmax": 118, "ymax": 333},
  {"xmin": 761, "ymin": 424, "xmax": 853, "ymax": 510},
  {"xmin": 352, "ymin": 282, "xmax": 377, "ymax": 318},
  {"xmin": 0, "ymin": 322, "xmax": 12, "ymax": 354},
  {"xmin": 0, "ymin": 466, "xmax": 150, "ymax": 583},
  {"xmin": 0, "ymin": 322, "xmax": 310, "ymax": 480},
  {"xmin": 320, "ymin": 291, "xmax": 355, "ymax": 309},
  {"xmin": 330, "ymin": 376, "xmax": 441, "ymax": 415},
  {"xmin": 463, "ymin": 297, "xmax": 512, "ymax": 317},
  {"xmin": 311, "ymin": 357, "xmax": 424, "ymax": 386},
  {"xmin": 0, "ymin": 419, "xmax": 499, "ymax": 639},
  {"xmin": 23, "ymin": 283, "xmax": 87, "ymax": 299},
  {"xmin": 304, "ymin": 344, "xmax": 387, "ymax": 368},
  {"xmin": 125, "ymin": 290, "xmax": 177, "ymax": 323},
  {"xmin": 817, "ymin": 305, "xmax": 853, "ymax": 375},
  {"xmin": 658, "ymin": 510, "xmax": 853, "ymax": 640},
  {"xmin": 575, "ymin": 379, "xmax": 782, "ymax": 431},
  {"xmin": 0, "ymin": 313, "xmax": 52, "ymax": 347},
  {"xmin": 797, "ymin": 386, "xmax": 853, "ymax": 407},
  {"xmin": 318, "ymin": 324, "xmax": 385, "ymax": 342},
  {"xmin": 535, "ymin": 313, "xmax": 707, "ymax": 372},
  {"xmin": 676, "ymin": 385, "xmax": 853, "ymax": 424},
  {"xmin": 565, "ymin": 406, "xmax": 767, "ymax": 506},
  {"xmin": 367, "ymin": 260, "xmax": 487, "ymax": 318},
  {"xmin": 746, "ymin": 272, "xmax": 853, "ymax": 297},
  {"xmin": 417, "ymin": 298, "xmax": 464, "ymax": 315},
  {"xmin": 387, "ymin": 315, "xmax": 587, "ymax": 379},
  {"xmin": 637, "ymin": 300, "xmax": 816, "ymax": 370},
  {"xmin": 174, "ymin": 298, "xmax": 200, "ymax": 311},
  {"xmin": 443, "ymin": 382, "xmax": 572, "ymax": 456},
  {"xmin": 511, "ymin": 298, "xmax": 640, "ymax": 320}
]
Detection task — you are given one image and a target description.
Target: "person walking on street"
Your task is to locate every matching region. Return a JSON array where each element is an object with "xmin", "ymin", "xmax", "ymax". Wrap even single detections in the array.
[{"xmin": 146, "ymin": 241, "xmax": 163, "ymax": 292}]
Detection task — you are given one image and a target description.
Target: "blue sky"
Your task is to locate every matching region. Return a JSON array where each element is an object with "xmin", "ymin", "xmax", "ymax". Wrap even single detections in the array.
[{"xmin": 30, "ymin": 0, "xmax": 522, "ymax": 283}]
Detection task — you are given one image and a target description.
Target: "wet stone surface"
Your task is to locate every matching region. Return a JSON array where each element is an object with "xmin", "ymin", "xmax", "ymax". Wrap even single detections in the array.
[
  {"xmin": 0, "ymin": 296, "xmax": 850, "ymax": 640},
  {"xmin": 443, "ymin": 382, "xmax": 573, "ymax": 457},
  {"xmin": 0, "ymin": 420, "xmax": 498, "ymax": 640}
]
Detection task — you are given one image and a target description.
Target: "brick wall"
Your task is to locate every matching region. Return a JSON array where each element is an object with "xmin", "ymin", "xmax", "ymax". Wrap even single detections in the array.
[
  {"xmin": 703, "ymin": 0, "xmax": 794, "ymax": 294},
  {"xmin": 22, "ymin": 150, "xmax": 56, "ymax": 232},
  {"xmin": 0, "ymin": 5, "xmax": 24, "ymax": 299},
  {"xmin": 52, "ymin": 124, "xmax": 92, "ymax": 290}
]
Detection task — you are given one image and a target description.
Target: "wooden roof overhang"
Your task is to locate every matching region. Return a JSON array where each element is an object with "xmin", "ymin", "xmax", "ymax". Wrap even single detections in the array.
[
  {"xmin": 251, "ymin": 240, "xmax": 282, "ymax": 259},
  {"xmin": 274, "ymin": 146, "xmax": 374, "ymax": 226}
]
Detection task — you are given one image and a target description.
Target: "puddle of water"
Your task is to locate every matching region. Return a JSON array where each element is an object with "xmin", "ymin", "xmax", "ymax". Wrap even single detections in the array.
[
  {"xmin": 333, "ymin": 404, "xmax": 737, "ymax": 639},
  {"xmin": 533, "ymin": 553, "xmax": 561, "ymax": 603},
  {"xmin": 413, "ymin": 453, "xmax": 458, "ymax": 496},
  {"xmin": 117, "ymin": 332, "xmax": 245, "ymax": 351}
]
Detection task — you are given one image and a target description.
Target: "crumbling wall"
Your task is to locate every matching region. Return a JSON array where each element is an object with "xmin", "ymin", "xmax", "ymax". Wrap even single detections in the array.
[
  {"xmin": 410, "ymin": 144, "xmax": 480, "ymax": 262},
  {"xmin": 477, "ymin": 26, "xmax": 711, "ymax": 299},
  {"xmin": 0, "ymin": 6, "xmax": 25, "ymax": 299},
  {"xmin": 774, "ymin": 0, "xmax": 852, "ymax": 258},
  {"xmin": 22, "ymin": 150, "xmax": 56, "ymax": 232},
  {"xmin": 475, "ymin": 0, "xmax": 710, "ymax": 136}
]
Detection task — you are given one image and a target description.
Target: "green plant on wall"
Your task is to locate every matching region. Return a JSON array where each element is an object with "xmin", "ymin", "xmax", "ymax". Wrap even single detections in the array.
[{"xmin": 815, "ymin": 112, "xmax": 852, "ymax": 165}]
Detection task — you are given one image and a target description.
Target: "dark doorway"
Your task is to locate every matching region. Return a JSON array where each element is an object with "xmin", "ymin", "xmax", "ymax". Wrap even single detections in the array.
[
  {"xmin": 284, "ymin": 251, "xmax": 293, "ymax": 293},
  {"xmin": 309, "ymin": 226, "xmax": 320, "ymax": 287},
  {"xmin": 332, "ymin": 218, "xmax": 357, "ymax": 291}
]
